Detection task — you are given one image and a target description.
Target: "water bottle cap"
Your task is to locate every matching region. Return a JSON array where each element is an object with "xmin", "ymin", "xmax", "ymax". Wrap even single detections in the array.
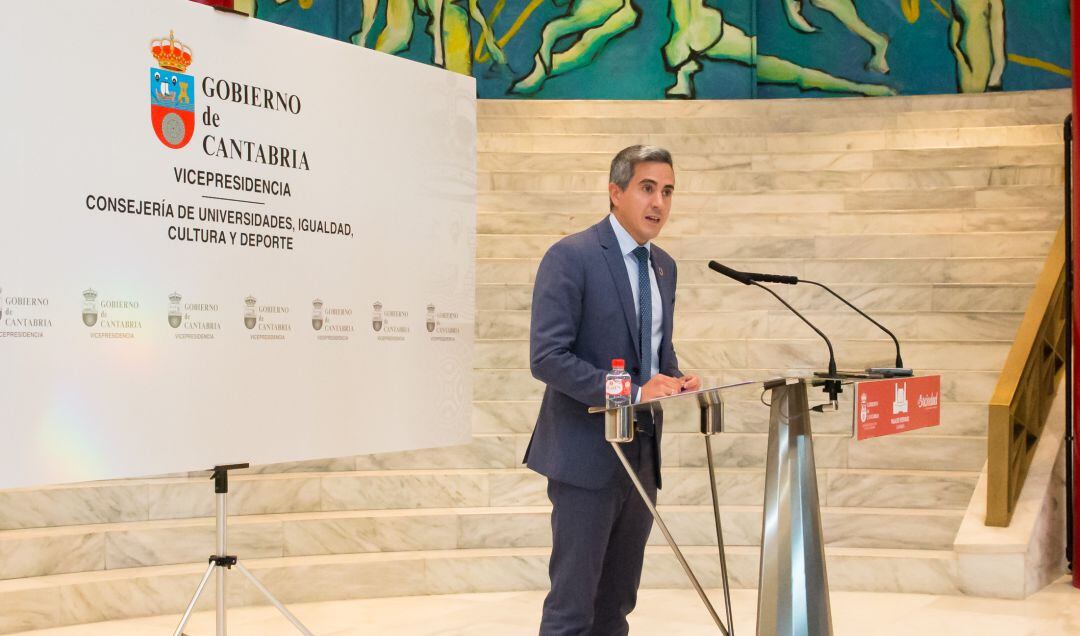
[{"xmin": 611, "ymin": 358, "xmax": 625, "ymax": 369}]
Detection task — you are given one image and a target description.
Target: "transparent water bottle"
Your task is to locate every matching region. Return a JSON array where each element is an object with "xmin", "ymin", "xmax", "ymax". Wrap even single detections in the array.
[{"xmin": 605, "ymin": 358, "xmax": 631, "ymax": 408}]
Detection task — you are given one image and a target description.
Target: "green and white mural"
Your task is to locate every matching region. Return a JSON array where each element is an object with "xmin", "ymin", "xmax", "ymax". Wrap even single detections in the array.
[{"xmin": 251, "ymin": 0, "xmax": 1071, "ymax": 98}]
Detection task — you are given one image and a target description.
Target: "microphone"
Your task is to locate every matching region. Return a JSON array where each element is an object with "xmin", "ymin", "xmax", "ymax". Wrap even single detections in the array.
[
  {"xmin": 708, "ymin": 261, "xmax": 797, "ymax": 285},
  {"xmin": 743, "ymin": 270, "xmax": 799, "ymax": 285},
  {"xmin": 709, "ymin": 261, "xmax": 906, "ymax": 371},
  {"xmin": 708, "ymin": 261, "xmax": 841, "ymax": 410},
  {"xmin": 708, "ymin": 260, "xmax": 752, "ymax": 285},
  {"xmin": 797, "ymin": 279, "xmax": 906, "ymax": 371}
]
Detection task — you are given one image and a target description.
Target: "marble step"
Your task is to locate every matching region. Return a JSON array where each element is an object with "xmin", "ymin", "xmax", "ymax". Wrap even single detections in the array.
[
  {"xmin": 478, "ymin": 166, "xmax": 1062, "ymax": 193},
  {"xmin": 477, "ymin": 282, "xmax": 1035, "ymax": 314},
  {"xmin": 473, "ymin": 368, "xmax": 999, "ymax": 404},
  {"xmin": 476, "ymin": 89, "xmax": 1068, "ymax": 118},
  {"xmin": 475, "ymin": 231, "xmax": 1055, "ymax": 260},
  {"xmin": 0, "ymin": 466, "xmax": 978, "ymax": 532},
  {"xmin": 0, "ymin": 504, "xmax": 963, "ymax": 581},
  {"xmin": 476, "ymin": 108, "xmax": 1068, "ymax": 135},
  {"xmin": 347, "ymin": 429, "xmax": 985, "ymax": 472},
  {"xmin": 478, "ymin": 254, "xmax": 1048, "ymax": 285},
  {"xmin": 473, "ymin": 395, "xmax": 989, "ymax": 437},
  {"xmin": 479, "ymin": 146, "xmax": 1063, "ymax": 173},
  {"xmin": 476, "ymin": 126, "xmax": 1063, "ymax": 154},
  {"xmin": 477, "ymin": 186, "xmax": 1064, "ymax": 214},
  {"xmin": 0, "ymin": 544, "xmax": 962, "ymax": 633},
  {"xmin": 467, "ymin": 387, "xmax": 991, "ymax": 434},
  {"xmin": 474, "ymin": 338, "xmax": 1011, "ymax": 373},
  {"xmin": 477, "ymin": 308, "xmax": 1023, "ymax": 340},
  {"xmin": 477, "ymin": 208, "xmax": 1062, "ymax": 238}
]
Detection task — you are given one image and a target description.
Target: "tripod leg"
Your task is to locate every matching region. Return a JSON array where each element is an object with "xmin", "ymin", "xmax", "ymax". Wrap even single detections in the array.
[
  {"xmin": 610, "ymin": 442, "xmax": 729, "ymax": 635},
  {"xmin": 705, "ymin": 435, "xmax": 736, "ymax": 635},
  {"xmin": 235, "ymin": 562, "xmax": 315, "ymax": 636},
  {"xmin": 173, "ymin": 561, "xmax": 217, "ymax": 636}
]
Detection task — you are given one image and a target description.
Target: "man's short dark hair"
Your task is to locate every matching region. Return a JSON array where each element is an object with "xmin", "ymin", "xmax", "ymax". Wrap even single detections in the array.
[{"xmin": 609, "ymin": 145, "xmax": 673, "ymax": 210}]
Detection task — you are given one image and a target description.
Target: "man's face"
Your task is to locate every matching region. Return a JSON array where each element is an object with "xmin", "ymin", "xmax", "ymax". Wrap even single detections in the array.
[{"xmin": 609, "ymin": 161, "xmax": 675, "ymax": 245}]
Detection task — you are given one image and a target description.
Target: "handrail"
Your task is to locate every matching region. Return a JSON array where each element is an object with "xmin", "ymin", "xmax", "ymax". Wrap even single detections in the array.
[{"xmin": 986, "ymin": 223, "xmax": 1068, "ymax": 526}]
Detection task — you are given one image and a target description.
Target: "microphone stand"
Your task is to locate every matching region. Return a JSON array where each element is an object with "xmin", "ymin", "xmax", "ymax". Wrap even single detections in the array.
[
  {"xmin": 798, "ymin": 279, "xmax": 905, "ymax": 370},
  {"xmin": 747, "ymin": 281, "xmax": 843, "ymax": 409}
]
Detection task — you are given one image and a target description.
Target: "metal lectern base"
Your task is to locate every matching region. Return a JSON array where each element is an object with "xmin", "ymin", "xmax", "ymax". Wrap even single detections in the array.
[
  {"xmin": 757, "ymin": 379, "xmax": 833, "ymax": 636},
  {"xmin": 600, "ymin": 378, "xmax": 834, "ymax": 636}
]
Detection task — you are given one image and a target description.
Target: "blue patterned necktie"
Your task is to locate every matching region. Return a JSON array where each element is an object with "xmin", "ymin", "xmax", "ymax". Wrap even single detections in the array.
[{"xmin": 633, "ymin": 246, "xmax": 651, "ymax": 385}]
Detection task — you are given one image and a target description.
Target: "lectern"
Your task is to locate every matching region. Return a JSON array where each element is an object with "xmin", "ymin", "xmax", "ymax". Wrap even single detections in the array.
[{"xmin": 591, "ymin": 377, "xmax": 833, "ymax": 636}]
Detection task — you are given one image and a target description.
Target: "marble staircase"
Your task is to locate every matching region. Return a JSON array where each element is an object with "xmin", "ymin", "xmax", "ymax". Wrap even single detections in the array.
[{"xmin": 0, "ymin": 89, "xmax": 1069, "ymax": 632}]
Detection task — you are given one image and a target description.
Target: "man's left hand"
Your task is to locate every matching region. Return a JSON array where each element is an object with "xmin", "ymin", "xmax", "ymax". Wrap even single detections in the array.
[{"xmin": 680, "ymin": 375, "xmax": 701, "ymax": 392}]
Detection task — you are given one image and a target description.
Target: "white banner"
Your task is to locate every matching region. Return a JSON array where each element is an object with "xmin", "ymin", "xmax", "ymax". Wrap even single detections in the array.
[{"xmin": 0, "ymin": 1, "xmax": 476, "ymax": 489}]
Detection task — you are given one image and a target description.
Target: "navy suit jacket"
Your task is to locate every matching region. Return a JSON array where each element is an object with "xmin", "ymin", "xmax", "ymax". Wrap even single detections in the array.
[{"xmin": 524, "ymin": 217, "xmax": 682, "ymax": 490}]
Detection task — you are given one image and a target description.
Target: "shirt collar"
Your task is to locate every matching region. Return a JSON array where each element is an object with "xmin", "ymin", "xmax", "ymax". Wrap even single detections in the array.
[{"xmin": 608, "ymin": 213, "xmax": 650, "ymax": 258}]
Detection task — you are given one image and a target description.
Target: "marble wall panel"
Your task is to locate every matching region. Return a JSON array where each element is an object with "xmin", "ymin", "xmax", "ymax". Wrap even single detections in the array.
[
  {"xmin": 821, "ymin": 510, "xmax": 961, "ymax": 550},
  {"xmin": 320, "ymin": 473, "xmax": 490, "ymax": 511},
  {"xmin": 472, "ymin": 400, "xmax": 540, "ymax": 434},
  {"xmin": 872, "ymin": 145, "xmax": 1059, "ymax": 170},
  {"xmin": 472, "ymin": 369, "xmax": 543, "ymax": 401},
  {"xmin": 473, "ymin": 341, "xmax": 529, "ymax": 370},
  {"xmin": 847, "ymin": 436, "xmax": 985, "ymax": 471},
  {"xmin": 0, "ymin": 587, "xmax": 58, "ymax": 633},
  {"xmin": 105, "ymin": 522, "xmax": 282, "ymax": 569},
  {"xmin": 825, "ymin": 470, "xmax": 978, "ymax": 509},
  {"xmin": 825, "ymin": 550, "xmax": 960, "ymax": 594},
  {"xmin": 424, "ymin": 552, "xmax": 550, "ymax": 595},
  {"xmin": 147, "ymin": 476, "xmax": 320, "ymax": 520},
  {"xmin": 457, "ymin": 511, "xmax": 551, "ymax": 549},
  {"xmin": 489, "ymin": 471, "xmax": 549, "ymax": 507},
  {"xmin": 250, "ymin": 557, "xmax": 429, "ymax": 604},
  {"xmin": 284, "ymin": 514, "xmax": 458, "ymax": 556},
  {"xmin": 844, "ymin": 189, "xmax": 975, "ymax": 211},
  {"xmin": 931, "ymin": 285, "xmax": 1033, "ymax": 312},
  {"xmin": 57, "ymin": 569, "xmax": 217, "ymax": 625},
  {"xmin": 754, "ymin": 152, "xmax": 873, "ymax": 172},
  {"xmin": 0, "ymin": 483, "xmax": 149, "ymax": 530},
  {"xmin": 353, "ymin": 435, "xmax": 520, "ymax": 470},
  {"xmin": 0, "ymin": 532, "xmax": 104, "ymax": 580}
]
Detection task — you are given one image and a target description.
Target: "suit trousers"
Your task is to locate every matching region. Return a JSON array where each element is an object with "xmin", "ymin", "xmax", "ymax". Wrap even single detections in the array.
[{"xmin": 539, "ymin": 433, "xmax": 657, "ymax": 636}]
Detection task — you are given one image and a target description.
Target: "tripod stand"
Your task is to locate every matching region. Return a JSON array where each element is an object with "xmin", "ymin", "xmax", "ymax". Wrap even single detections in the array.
[{"xmin": 174, "ymin": 464, "xmax": 314, "ymax": 636}]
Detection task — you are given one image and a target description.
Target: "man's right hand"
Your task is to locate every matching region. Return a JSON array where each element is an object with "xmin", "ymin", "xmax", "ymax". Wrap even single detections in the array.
[{"xmin": 640, "ymin": 374, "xmax": 684, "ymax": 402}]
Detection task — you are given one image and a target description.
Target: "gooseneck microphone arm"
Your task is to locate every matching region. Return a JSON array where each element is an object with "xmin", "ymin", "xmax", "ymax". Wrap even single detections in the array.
[
  {"xmin": 710, "ymin": 260, "xmax": 838, "ymax": 377},
  {"xmin": 799, "ymin": 279, "xmax": 903, "ymax": 369},
  {"xmin": 749, "ymin": 281, "xmax": 838, "ymax": 377}
]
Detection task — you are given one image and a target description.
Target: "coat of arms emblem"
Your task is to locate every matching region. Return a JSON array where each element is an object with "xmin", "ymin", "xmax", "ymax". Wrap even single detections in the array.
[{"xmin": 150, "ymin": 31, "xmax": 195, "ymax": 149}]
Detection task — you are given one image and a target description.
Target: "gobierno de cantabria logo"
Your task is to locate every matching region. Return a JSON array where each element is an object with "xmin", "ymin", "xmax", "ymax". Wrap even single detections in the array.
[{"xmin": 149, "ymin": 31, "xmax": 195, "ymax": 149}]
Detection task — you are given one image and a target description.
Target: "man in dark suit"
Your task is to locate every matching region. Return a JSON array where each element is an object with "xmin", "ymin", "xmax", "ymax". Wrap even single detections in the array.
[{"xmin": 524, "ymin": 145, "xmax": 700, "ymax": 635}]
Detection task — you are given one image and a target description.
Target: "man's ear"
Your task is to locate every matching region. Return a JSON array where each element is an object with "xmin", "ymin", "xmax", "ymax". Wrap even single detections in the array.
[{"xmin": 608, "ymin": 182, "xmax": 621, "ymax": 210}]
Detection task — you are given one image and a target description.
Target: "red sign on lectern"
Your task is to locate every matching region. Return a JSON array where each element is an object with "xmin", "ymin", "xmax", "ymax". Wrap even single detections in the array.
[{"xmin": 854, "ymin": 375, "xmax": 941, "ymax": 440}]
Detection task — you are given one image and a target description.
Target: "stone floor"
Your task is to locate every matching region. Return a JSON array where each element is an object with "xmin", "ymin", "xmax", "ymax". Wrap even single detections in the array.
[{"xmin": 12, "ymin": 577, "xmax": 1079, "ymax": 635}]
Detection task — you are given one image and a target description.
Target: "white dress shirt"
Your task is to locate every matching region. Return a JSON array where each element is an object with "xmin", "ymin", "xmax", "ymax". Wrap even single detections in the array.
[{"xmin": 609, "ymin": 214, "xmax": 663, "ymax": 401}]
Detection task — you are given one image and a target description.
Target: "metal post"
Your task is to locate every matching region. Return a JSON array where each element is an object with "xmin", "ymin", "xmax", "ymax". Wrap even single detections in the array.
[
  {"xmin": 1065, "ymin": 113, "xmax": 1075, "ymax": 575},
  {"xmin": 610, "ymin": 443, "xmax": 729, "ymax": 635},
  {"xmin": 756, "ymin": 379, "xmax": 832, "ymax": 636},
  {"xmin": 705, "ymin": 435, "xmax": 736, "ymax": 635},
  {"xmin": 236, "ymin": 563, "xmax": 315, "ymax": 636},
  {"xmin": 216, "ymin": 491, "xmax": 227, "ymax": 636}
]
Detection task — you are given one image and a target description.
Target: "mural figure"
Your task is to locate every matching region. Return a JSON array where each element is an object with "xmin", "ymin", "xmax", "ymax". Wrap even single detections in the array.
[
  {"xmin": 511, "ymin": 0, "xmax": 641, "ymax": 95},
  {"xmin": 505, "ymin": 0, "xmax": 893, "ymax": 97},
  {"xmin": 950, "ymin": 0, "xmax": 1006, "ymax": 92},
  {"xmin": 360, "ymin": 0, "xmax": 506, "ymax": 74},
  {"xmin": 663, "ymin": 0, "xmax": 894, "ymax": 97},
  {"xmin": 782, "ymin": 0, "xmax": 890, "ymax": 73}
]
